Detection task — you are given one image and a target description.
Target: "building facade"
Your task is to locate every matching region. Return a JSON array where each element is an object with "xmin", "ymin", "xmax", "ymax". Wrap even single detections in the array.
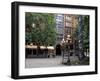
[
  {"xmin": 64, "ymin": 14, "xmax": 78, "ymax": 42},
  {"xmin": 55, "ymin": 14, "xmax": 78, "ymax": 44},
  {"xmin": 55, "ymin": 14, "xmax": 64, "ymax": 44}
]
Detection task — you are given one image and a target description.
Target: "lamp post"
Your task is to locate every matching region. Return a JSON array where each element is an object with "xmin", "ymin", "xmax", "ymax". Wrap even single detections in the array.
[
  {"xmin": 61, "ymin": 35, "xmax": 71, "ymax": 65},
  {"xmin": 61, "ymin": 38, "xmax": 66, "ymax": 64},
  {"xmin": 66, "ymin": 35, "xmax": 71, "ymax": 65},
  {"xmin": 61, "ymin": 38, "xmax": 65, "ymax": 52}
]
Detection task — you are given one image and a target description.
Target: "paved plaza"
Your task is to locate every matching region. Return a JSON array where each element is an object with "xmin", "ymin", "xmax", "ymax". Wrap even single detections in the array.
[{"xmin": 25, "ymin": 56, "xmax": 80, "ymax": 68}]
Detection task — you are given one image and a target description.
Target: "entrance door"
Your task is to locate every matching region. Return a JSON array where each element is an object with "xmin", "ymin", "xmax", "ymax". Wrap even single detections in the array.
[{"xmin": 56, "ymin": 44, "xmax": 61, "ymax": 56}]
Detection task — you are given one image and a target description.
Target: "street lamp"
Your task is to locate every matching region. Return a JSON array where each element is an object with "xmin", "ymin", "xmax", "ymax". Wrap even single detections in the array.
[
  {"xmin": 61, "ymin": 38, "xmax": 66, "ymax": 64},
  {"xmin": 66, "ymin": 35, "xmax": 71, "ymax": 65},
  {"xmin": 67, "ymin": 34, "xmax": 71, "ymax": 38},
  {"xmin": 61, "ymin": 35, "xmax": 71, "ymax": 65},
  {"xmin": 61, "ymin": 38, "xmax": 65, "ymax": 44}
]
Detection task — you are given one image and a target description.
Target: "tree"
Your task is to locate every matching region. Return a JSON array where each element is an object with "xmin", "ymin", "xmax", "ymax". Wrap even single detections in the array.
[
  {"xmin": 25, "ymin": 32, "xmax": 32, "ymax": 44},
  {"xmin": 73, "ymin": 15, "xmax": 89, "ymax": 50},
  {"xmin": 83, "ymin": 16, "xmax": 89, "ymax": 50},
  {"xmin": 25, "ymin": 12, "xmax": 57, "ymax": 46}
]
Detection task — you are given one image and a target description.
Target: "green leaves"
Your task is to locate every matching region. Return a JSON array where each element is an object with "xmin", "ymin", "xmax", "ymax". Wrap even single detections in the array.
[
  {"xmin": 73, "ymin": 15, "xmax": 89, "ymax": 50},
  {"xmin": 83, "ymin": 16, "xmax": 89, "ymax": 49},
  {"xmin": 25, "ymin": 32, "xmax": 32, "ymax": 44},
  {"xmin": 25, "ymin": 13, "xmax": 56, "ymax": 46}
]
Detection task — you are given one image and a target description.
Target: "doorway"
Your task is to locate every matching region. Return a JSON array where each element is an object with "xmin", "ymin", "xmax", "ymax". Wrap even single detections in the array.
[{"xmin": 56, "ymin": 44, "xmax": 61, "ymax": 56}]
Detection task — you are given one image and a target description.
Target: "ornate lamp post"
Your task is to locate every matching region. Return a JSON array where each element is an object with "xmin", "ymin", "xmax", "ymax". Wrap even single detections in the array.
[
  {"xmin": 66, "ymin": 35, "xmax": 71, "ymax": 65},
  {"xmin": 61, "ymin": 35, "xmax": 71, "ymax": 65},
  {"xmin": 61, "ymin": 38, "xmax": 65, "ymax": 54},
  {"xmin": 61, "ymin": 38, "xmax": 66, "ymax": 64}
]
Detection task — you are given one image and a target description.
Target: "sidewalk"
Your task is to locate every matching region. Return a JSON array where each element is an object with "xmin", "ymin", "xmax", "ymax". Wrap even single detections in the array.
[
  {"xmin": 25, "ymin": 56, "xmax": 81, "ymax": 68},
  {"xmin": 25, "ymin": 56, "xmax": 63, "ymax": 68}
]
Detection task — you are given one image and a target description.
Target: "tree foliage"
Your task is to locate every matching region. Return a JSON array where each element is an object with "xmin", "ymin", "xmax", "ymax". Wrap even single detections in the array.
[
  {"xmin": 83, "ymin": 16, "xmax": 89, "ymax": 49},
  {"xmin": 73, "ymin": 15, "xmax": 89, "ymax": 50},
  {"xmin": 25, "ymin": 12, "xmax": 56, "ymax": 46}
]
